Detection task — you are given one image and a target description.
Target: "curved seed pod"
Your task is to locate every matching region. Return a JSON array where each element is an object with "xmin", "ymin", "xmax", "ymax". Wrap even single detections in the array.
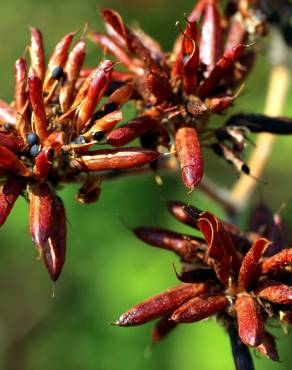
[
  {"xmin": 152, "ymin": 314, "xmax": 177, "ymax": 343},
  {"xmin": 235, "ymin": 295, "xmax": 265, "ymax": 348},
  {"xmin": 88, "ymin": 32, "xmax": 143, "ymax": 75},
  {"xmin": 75, "ymin": 60, "xmax": 114, "ymax": 132},
  {"xmin": 255, "ymin": 280, "xmax": 292, "ymax": 305},
  {"xmin": 29, "ymin": 182, "xmax": 54, "ymax": 252},
  {"xmin": 83, "ymin": 111, "xmax": 122, "ymax": 140},
  {"xmin": 175, "ymin": 126, "xmax": 204, "ymax": 190},
  {"xmin": 75, "ymin": 177, "xmax": 101, "ymax": 204},
  {"xmin": 33, "ymin": 149, "xmax": 53, "ymax": 180},
  {"xmin": 228, "ymin": 323, "xmax": 255, "ymax": 370},
  {"xmin": 0, "ymin": 99, "xmax": 16, "ymax": 125},
  {"xmin": 14, "ymin": 57, "xmax": 28, "ymax": 114},
  {"xmin": 43, "ymin": 32, "xmax": 75, "ymax": 94},
  {"xmin": 29, "ymin": 27, "xmax": 45, "ymax": 81},
  {"xmin": 171, "ymin": 293, "xmax": 228, "ymax": 323},
  {"xmin": 0, "ymin": 179, "xmax": 24, "ymax": 226},
  {"xmin": 166, "ymin": 200, "xmax": 201, "ymax": 229},
  {"xmin": 115, "ymin": 283, "xmax": 207, "ymax": 326},
  {"xmin": 200, "ymin": 0, "xmax": 223, "ymax": 73},
  {"xmin": 0, "ymin": 145, "xmax": 30, "ymax": 176},
  {"xmin": 60, "ymin": 40, "xmax": 86, "ymax": 113},
  {"xmin": 107, "ymin": 115, "xmax": 157, "ymax": 147},
  {"xmin": 133, "ymin": 227, "xmax": 205, "ymax": 259},
  {"xmin": 105, "ymin": 82, "xmax": 134, "ymax": 108},
  {"xmin": 255, "ymin": 332, "xmax": 279, "ymax": 362},
  {"xmin": 238, "ymin": 238, "xmax": 270, "ymax": 291},
  {"xmin": 146, "ymin": 63, "xmax": 173, "ymax": 102},
  {"xmin": 28, "ymin": 74, "xmax": 48, "ymax": 144},
  {"xmin": 71, "ymin": 147, "xmax": 159, "ymax": 171},
  {"xmin": 44, "ymin": 196, "xmax": 66, "ymax": 281},
  {"xmin": 198, "ymin": 44, "xmax": 245, "ymax": 97},
  {"xmin": 0, "ymin": 132, "xmax": 25, "ymax": 152},
  {"xmin": 261, "ymin": 249, "xmax": 292, "ymax": 274}
]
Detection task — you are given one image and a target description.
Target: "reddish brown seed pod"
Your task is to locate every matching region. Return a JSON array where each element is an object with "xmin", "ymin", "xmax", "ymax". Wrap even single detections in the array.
[
  {"xmin": 115, "ymin": 283, "xmax": 207, "ymax": 326},
  {"xmin": 0, "ymin": 99, "xmax": 16, "ymax": 125},
  {"xmin": 88, "ymin": 32, "xmax": 143, "ymax": 75},
  {"xmin": 146, "ymin": 65, "xmax": 173, "ymax": 103},
  {"xmin": 14, "ymin": 57, "xmax": 28, "ymax": 114},
  {"xmin": 75, "ymin": 177, "xmax": 101, "ymax": 204},
  {"xmin": 60, "ymin": 40, "xmax": 86, "ymax": 113},
  {"xmin": 151, "ymin": 315, "xmax": 177, "ymax": 343},
  {"xmin": 76, "ymin": 60, "xmax": 114, "ymax": 131},
  {"xmin": 255, "ymin": 280, "xmax": 292, "ymax": 305},
  {"xmin": 44, "ymin": 196, "xmax": 67, "ymax": 281},
  {"xmin": 238, "ymin": 238, "xmax": 270, "ymax": 291},
  {"xmin": 171, "ymin": 293, "xmax": 228, "ymax": 323},
  {"xmin": 0, "ymin": 145, "xmax": 30, "ymax": 177},
  {"xmin": 0, "ymin": 132, "xmax": 25, "ymax": 152},
  {"xmin": 29, "ymin": 27, "xmax": 45, "ymax": 81},
  {"xmin": 29, "ymin": 182, "xmax": 54, "ymax": 252},
  {"xmin": 261, "ymin": 248, "xmax": 292, "ymax": 274},
  {"xmin": 255, "ymin": 332, "xmax": 279, "ymax": 362},
  {"xmin": 235, "ymin": 294, "xmax": 265, "ymax": 347},
  {"xmin": 28, "ymin": 74, "xmax": 48, "ymax": 144},
  {"xmin": 105, "ymin": 82, "xmax": 134, "ymax": 108},
  {"xmin": 175, "ymin": 126, "xmax": 204, "ymax": 190},
  {"xmin": 107, "ymin": 115, "xmax": 157, "ymax": 147},
  {"xmin": 166, "ymin": 201, "xmax": 201, "ymax": 229},
  {"xmin": 72, "ymin": 147, "xmax": 159, "ymax": 172},
  {"xmin": 83, "ymin": 111, "xmax": 123, "ymax": 140},
  {"xmin": 0, "ymin": 179, "xmax": 24, "ymax": 226},
  {"xmin": 133, "ymin": 227, "xmax": 204, "ymax": 259},
  {"xmin": 200, "ymin": 0, "xmax": 223, "ymax": 72},
  {"xmin": 198, "ymin": 43, "xmax": 245, "ymax": 97},
  {"xmin": 33, "ymin": 149, "xmax": 53, "ymax": 180},
  {"xmin": 43, "ymin": 32, "xmax": 75, "ymax": 93}
]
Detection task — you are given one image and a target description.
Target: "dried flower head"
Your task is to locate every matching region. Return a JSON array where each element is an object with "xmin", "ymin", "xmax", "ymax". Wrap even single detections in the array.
[
  {"xmin": 0, "ymin": 28, "xmax": 159, "ymax": 280},
  {"xmin": 87, "ymin": 0, "xmax": 292, "ymax": 191},
  {"xmin": 115, "ymin": 200, "xmax": 292, "ymax": 369}
]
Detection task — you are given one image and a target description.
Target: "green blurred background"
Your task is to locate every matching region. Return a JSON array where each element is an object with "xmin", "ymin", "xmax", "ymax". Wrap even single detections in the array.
[{"xmin": 0, "ymin": 1, "xmax": 291, "ymax": 369}]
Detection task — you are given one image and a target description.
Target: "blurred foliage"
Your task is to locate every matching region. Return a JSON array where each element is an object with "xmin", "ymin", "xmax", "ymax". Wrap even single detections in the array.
[{"xmin": 0, "ymin": 1, "xmax": 291, "ymax": 370}]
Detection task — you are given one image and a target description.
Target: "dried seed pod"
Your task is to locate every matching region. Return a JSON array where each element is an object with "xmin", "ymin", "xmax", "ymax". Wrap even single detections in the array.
[
  {"xmin": 115, "ymin": 283, "xmax": 207, "ymax": 326},
  {"xmin": 75, "ymin": 177, "xmax": 101, "ymax": 204},
  {"xmin": 72, "ymin": 147, "xmax": 159, "ymax": 172},
  {"xmin": 83, "ymin": 111, "xmax": 122, "ymax": 140},
  {"xmin": 171, "ymin": 293, "xmax": 228, "ymax": 323},
  {"xmin": 238, "ymin": 238, "xmax": 270, "ymax": 291},
  {"xmin": 228, "ymin": 323, "xmax": 255, "ymax": 370},
  {"xmin": 255, "ymin": 332, "xmax": 279, "ymax": 361},
  {"xmin": 105, "ymin": 82, "xmax": 134, "ymax": 108},
  {"xmin": 44, "ymin": 196, "xmax": 67, "ymax": 281},
  {"xmin": 43, "ymin": 32, "xmax": 75, "ymax": 93},
  {"xmin": 29, "ymin": 27, "xmax": 45, "ymax": 82},
  {"xmin": 0, "ymin": 145, "xmax": 30, "ymax": 177},
  {"xmin": 60, "ymin": 40, "xmax": 86, "ymax": 113},
  {"xmin": 33, "ymin": 149, "xmax": 53, "ymax": 180},
  {"xmin": 261, "ymin": 249, "xmax": 292, "ymax": 274},
  {"xmin": 0, "ymin": 132, "xmax": 25, "ymax": 152},
  {"xmin": 175, "ymin": 126, "xmax": 204, "ymax": 190},
  {"xmin": 134, "ymin": 227, "xmax": 204, "ymax": 259},
  {"xmin": 0, "ymin": 179, "xmax": 24, "ymax": 226},
  {"xmin": 14, "ymin": 57, "xmax": 28, "ymax": 114},
  {"xmin": 29, "ymin": 182, "xmax": 54, "ymax": 252},
  {"xmin": 28, "ymin": 74, "xmax": 48, "ymax": 144},
  {"xmin": 152, "ymin": 314, "xmax": 177, "ymax": 343},
  {"xmin": 146, "ymin": 63, "xmax": 174, "ymax": 102},
  {"xmin": 166, "ymin": 200, "xmax": 201, "ymax": 229},
  {"xmin": 0, "ymin": 99, "xmax": 16, "ymax": 125},
  {"xmin": 107, "ymin": 115, "xmax": 157, "ymax": 147},
  {"xmin": 235, "ymin": 295, "xmax": 265, "ymax": 347},
  {"xmin": 255, "ymin": 280, "xmax": 292, "ymax": 305}
]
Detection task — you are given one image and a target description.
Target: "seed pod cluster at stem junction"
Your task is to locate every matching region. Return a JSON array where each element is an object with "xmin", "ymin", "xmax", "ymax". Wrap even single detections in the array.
[
  {"xmin": 87, "ymin": 1, "xmax": 292, "ymax": 189},
  {"xmin": 0, "ymin": 28, "xmax": 159, "ymax": 281},
  {"xmin": 116, "ymin": 200, "xmax": 292, "ymax": 369}
]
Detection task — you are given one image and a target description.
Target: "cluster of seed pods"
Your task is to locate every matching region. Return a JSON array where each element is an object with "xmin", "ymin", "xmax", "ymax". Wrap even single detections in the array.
[
  {"xmin": 115, "ymin": 200, "xmax": 292, "ymax": 369},
  {"xmin": 87, "ymin": 0, "xmax": 288, "ymax": 190},
  {"xmin": 0, "ymin": 29, "xmax": 160, "ymax": 280}
]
